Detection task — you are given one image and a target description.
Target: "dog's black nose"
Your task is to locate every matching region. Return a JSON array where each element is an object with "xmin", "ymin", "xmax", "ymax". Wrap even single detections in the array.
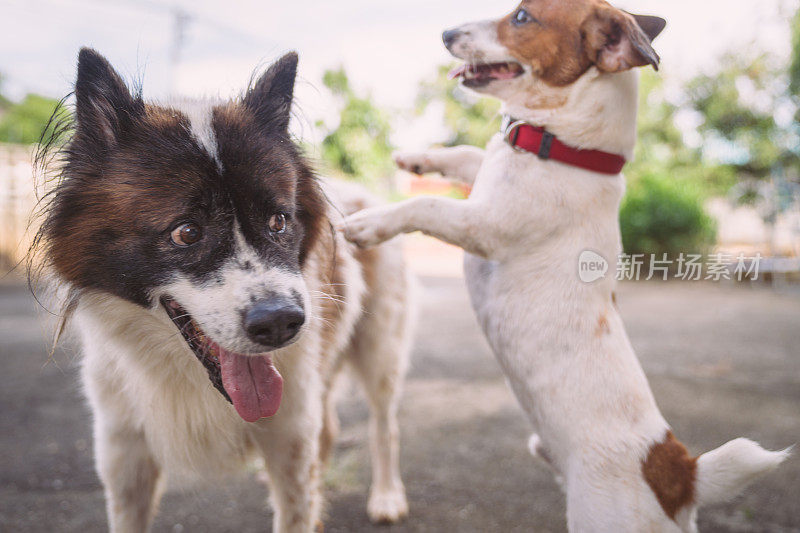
[
  {"xmin": 243, "ymin": 298, "xmax": 305, "ymax": 348},
  {"xmin": 442, "ymin": 29, "xmax": 461, "ymax": 48}
]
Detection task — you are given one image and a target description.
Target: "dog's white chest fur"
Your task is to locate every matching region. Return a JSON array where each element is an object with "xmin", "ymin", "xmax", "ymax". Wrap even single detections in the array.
[{"xmin": 462, "ymin": 137, "xmax": 667, "ymax": 466}]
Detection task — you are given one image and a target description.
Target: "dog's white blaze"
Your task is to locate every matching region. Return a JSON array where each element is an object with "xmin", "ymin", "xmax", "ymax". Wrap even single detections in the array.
[
  {"xmin": 160, "ymin": 227, "xmax": 308, "ymax": 354},
  {"xmin": 167, "ymin": 98, "xmax": 223, "ymax": 171}
]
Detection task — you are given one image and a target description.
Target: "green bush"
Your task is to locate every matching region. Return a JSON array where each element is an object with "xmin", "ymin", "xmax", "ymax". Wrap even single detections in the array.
[{"xmin": 620, "ymin": 172, "xmax": 717, "ymax": 257}]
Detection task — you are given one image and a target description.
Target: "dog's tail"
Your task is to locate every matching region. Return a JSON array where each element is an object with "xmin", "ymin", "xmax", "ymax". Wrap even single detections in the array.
[{"xmin": 694, "ymin": 438, "xmax": 790, "ymax": 507}]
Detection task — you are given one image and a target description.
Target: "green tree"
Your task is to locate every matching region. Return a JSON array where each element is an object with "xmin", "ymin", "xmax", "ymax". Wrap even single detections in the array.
[
  {"xmin": 618, "ymin": 71, "xmax": 723, "ymax": 256},
  {"xmin": 682, "ymin": 8, "xmax": 800, "ymax": 253},
  {"xmin": 0, "ymin": 92, "xmax": 62, "ymax": 145},
  {"xmin": 415, "ymin": 64, "xmax": 501, "ymax": 147},
  {"xmin": 790, "ymin": 6, "xmax": 800, "ymax": 101},
  {"xmin": 0, "ymin": 74, "xmax": 11, "ymax": 110},
  {"xmin": 317, "ymin": 68, "xmax": 394, "ymax": 187},
  {"xmin": 686, "ymin": 52, "xmax": 798, "ymax": 181},
  {"xmin": 629, "ymin": 70, "xmax": 736, "ymax": 196}
]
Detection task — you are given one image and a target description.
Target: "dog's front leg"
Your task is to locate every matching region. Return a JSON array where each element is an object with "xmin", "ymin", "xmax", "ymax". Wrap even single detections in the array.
[
  {"xmin": 260, "ymin": 429, "xmax": 323, "ymax": 532},
  {"xmin": 258, "ymin": 389, "xmax": 324, "ymax": 533},
  {"xmin": 343, "ymin": 197, "xmax": 498, "ymax": 258},
  {"xmin": 94, "ymin": 419, "xmax": 163, "ymax": 533},
  {"xmin": 394, "ymin": 146, "xmax": 484, "ymax": 186}
]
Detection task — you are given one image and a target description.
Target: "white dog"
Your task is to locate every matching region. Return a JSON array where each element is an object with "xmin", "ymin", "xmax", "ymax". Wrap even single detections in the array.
[{"xmin": 343, "ymin": 1, "xmax": 788, "ymax": 531}]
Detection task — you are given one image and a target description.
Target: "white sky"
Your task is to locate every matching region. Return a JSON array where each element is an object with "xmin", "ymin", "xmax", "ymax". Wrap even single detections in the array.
[{"xmin": 1, "ymin": 0, "xmax": 796, "ymax": 147}]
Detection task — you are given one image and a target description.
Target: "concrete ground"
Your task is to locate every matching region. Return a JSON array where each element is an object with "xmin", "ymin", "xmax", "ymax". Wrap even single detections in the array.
[{"xmin": 1, "ymin": 274, "xmax": 799, "ymax": 532}]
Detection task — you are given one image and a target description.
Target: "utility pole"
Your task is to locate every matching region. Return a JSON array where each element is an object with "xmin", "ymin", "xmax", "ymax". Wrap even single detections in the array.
[{"xmin": 168, "ymin": 6, "xmax": 192, "ymax": 95}]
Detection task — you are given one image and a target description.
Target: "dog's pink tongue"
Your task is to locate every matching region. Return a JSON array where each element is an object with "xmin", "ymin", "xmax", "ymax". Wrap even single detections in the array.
[
  {"xmin": 219, "ymin": 348, "xmax": 283, "ymax": 423},
  {"xmin": 448, "ymin": 64, "xmax": 467, "ymax": 80}
]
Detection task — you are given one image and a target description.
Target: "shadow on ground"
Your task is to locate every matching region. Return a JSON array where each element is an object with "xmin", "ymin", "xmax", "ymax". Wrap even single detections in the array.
[{"xmin": 1, "ymin": 275, "xmax": 798, "ymax": 532}]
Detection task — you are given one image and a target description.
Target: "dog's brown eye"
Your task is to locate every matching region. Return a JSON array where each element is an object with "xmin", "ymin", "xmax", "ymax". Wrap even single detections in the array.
[
  {"xmin": 171, "ymin": 223, "xmax": 202, "ymax": 247},
  {"xmin": 269, "ymin": 213, "xmax": 287, "ymax": 234}
]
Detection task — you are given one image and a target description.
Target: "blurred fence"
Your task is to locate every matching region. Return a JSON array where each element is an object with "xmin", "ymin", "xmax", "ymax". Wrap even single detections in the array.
[
  {"xmin": 0, "ymin": 143, "xmax": 37, "ymax": 269},
  {"xmin": 707, "ymin": 198, "xmax": 800, "ymax": 257}
]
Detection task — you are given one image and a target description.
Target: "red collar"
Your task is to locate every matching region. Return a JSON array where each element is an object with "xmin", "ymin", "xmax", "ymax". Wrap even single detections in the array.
[{"xmin": 502, "ymin": 117, "xmax": 626, "ymax": 175}]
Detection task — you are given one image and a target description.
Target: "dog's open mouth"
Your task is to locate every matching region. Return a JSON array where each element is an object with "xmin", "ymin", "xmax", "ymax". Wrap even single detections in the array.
[
  {"xmin": 448, "ymin": 61, "xmax": 524, "ymax": 87},
  {"xmin": 161, "ymin": 296, "xmax": 284, "ymax": 423}
]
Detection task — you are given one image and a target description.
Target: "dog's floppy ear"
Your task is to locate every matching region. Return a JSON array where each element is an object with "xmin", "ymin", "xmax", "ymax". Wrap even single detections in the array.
[
  {"xmin": 75, "ymin": 48, "xmax": 138, "ymax": 148},
  {"xmin": 583, "ymin": 7, "xmax": 664, "ymax": 72},
  {"xmin": 632, "ymin": 14, "xmax": 667, "ymax": 43},
  {"xmin": 244, "ymin": 52, "xmax": 298, "ymax": 133}
]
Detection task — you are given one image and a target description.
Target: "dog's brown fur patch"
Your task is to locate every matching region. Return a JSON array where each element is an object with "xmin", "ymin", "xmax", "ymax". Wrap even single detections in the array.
[
  {"xmin": 642, "ymin": 431, "xmax": 697, "ymax": 520},
  {"xmin": 496, "ymin": 0, "xmax": 657, "ymax": 85},
  {"xmin": 497, "ymin": 0, "xmax": 595, "ymax": 86},
  {"xmin": 595, "ymin": 313, "xmax": 610, "ymax": 336}
]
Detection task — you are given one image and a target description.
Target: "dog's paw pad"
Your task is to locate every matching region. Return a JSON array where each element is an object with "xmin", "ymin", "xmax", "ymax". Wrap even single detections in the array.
[{"xmin": 367, "ymin": 487, "xmax": 409, "ymax": 524}]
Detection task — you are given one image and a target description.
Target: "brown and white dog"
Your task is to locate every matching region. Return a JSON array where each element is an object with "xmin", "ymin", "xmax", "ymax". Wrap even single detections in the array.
[
  {"xmin": 34, "ymin": 49, "xmax": 414, "ymax": 532},
  {"xmin": 342, "ymin": 1, "xmax": 789, "ymax": 531}
]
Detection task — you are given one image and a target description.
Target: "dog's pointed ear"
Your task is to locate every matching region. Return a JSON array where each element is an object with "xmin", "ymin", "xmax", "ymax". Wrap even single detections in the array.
[
  {"xmin": 75, "ymin": 48, "xmax": 137, "ymax": 148},
  {"xmin": 244, "ymin": 52, "xmax": 298, "ymax": 133},
  {"xmin": 583, "ymin": 7, "xmax": 664, "ymax": 73}
]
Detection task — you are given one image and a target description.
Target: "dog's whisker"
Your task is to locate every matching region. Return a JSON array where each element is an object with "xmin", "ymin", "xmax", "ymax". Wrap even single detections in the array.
[
  {"xmin": 307, "ymin": 313, "xmax": 335, "ymax": 328},
  {"xmin": 311, "ymin": 294, "xmax": 347, "ymax": 304}
]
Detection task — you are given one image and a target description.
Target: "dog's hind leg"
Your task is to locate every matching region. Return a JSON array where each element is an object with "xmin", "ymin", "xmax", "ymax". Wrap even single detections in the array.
[
  {"xmin": 347, "ymin": 259, "xmax": 413, "ymax": 523},
  {"xmin": 94, "ymin": 419, "xmax": 164, "ymax": 533},
  {"xmin": 348, "ymin": 336, "xmax": 410, "ymax": 523},
  {"xmin": 394, "ymin": 146, "xmax": 484, "ymax": 186}
]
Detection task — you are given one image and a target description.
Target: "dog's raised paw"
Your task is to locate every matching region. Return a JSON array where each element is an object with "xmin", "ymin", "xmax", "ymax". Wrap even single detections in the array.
[
  {"xmin": 342, "ymin": 208, "xmax": 397, "ymax": 248},
  {"xmin": 368, "ymin": 487, "xmax": 409, "ymax": 524},
  {"xmin": 342, "ymin": 217, "xmax": 382, "ymax": 248},
  {"xmin": 393, "ymin": 151, "xmax": 433, "ymax": 176}
]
